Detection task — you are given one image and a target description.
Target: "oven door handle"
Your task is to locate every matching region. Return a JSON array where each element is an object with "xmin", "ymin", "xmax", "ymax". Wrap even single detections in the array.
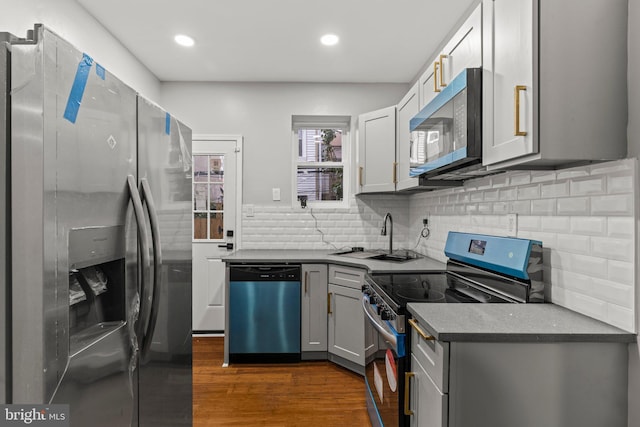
[{"xmin": 362, "ymin": 296, "xmax": 397, "ymax": 350}]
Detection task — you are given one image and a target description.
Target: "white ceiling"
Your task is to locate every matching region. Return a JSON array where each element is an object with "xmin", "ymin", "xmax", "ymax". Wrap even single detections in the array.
[{"xmin": 76, "ymin": 0, "xmax": 478, "ymax": 83}]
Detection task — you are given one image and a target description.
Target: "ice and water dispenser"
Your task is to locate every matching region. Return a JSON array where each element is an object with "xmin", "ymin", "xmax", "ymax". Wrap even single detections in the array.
[{"xmin": 67, "ymin": 226, "xmax": 129, "ymax": 356}]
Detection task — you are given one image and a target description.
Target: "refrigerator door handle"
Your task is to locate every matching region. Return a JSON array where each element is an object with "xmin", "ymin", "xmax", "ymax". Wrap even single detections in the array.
[
  {"xmin": 140, "ymin": 178, "xmax": 162, "ymax": 360},
  {"xmin": 127, "ymin": 175, "xmax": 151, "ymax": 337}
]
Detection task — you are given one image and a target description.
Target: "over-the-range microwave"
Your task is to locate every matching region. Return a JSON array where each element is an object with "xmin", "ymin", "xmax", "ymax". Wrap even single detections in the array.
[{"xmin": 409, "ymin": 67, "xmax": 482, "ymax": 179}]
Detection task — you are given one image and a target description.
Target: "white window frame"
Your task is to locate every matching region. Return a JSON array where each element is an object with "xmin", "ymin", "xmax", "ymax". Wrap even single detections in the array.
[{"xmin": 291, "ymin": 115, "xmax": 350, "ymax": 209}]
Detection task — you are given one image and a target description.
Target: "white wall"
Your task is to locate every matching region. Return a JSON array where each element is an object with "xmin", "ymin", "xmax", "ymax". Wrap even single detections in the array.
[
  {"xmin": 0, "ymin": 0, "xmax": 160, "ymax": 101},
  {"xmin": 627, "ymin": 0, "xmax": 640, "ymax": 425},
  {"xmin": 160, "ymin": 82, "xmax": 408, "ymax": 204}
]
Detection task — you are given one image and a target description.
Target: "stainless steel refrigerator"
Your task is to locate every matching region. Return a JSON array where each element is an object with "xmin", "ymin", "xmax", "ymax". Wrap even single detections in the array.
[{"xmin": 1, "ymin": 25, "xmax": 192, "ymax": 426}]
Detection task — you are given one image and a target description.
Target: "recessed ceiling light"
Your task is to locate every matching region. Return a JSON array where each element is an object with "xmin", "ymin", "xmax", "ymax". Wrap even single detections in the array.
[
  {"xmin": 320, "ymin": 34, "xmax": 339, "ymax": 46},
  {"xmin": 174, "ymin": 34, "xmax": 195, "ymax": 47}
]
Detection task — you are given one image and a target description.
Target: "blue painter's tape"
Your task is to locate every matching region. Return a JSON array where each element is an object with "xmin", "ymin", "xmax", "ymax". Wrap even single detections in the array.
[
  {"xmin": 63, "ymin": 53, "xmax": 94, "ymax": 124},
  {"xmin": 410, "ymin": 69, "xmax": 468, "ymax": 132},
  {"xmin": 165, "ymin": 113, "xmax": 171, "ymax": 135},
  {"xmin": 409, "ymin": 147, "xmax": 468, "ymax": 177},
  {"xmin": 96, "ymin": 63, "xmax": 106, "ymax": 80}
]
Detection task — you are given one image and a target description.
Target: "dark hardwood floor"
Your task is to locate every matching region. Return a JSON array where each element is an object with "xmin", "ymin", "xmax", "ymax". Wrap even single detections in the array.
[{"xmin": 193, "ymin": 337, "xmax": 372, "ymax": 426}]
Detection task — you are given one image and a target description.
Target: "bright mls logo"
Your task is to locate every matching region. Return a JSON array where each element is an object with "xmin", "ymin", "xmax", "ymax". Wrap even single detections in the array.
[{"xmin": 0, "ymin": 405, "xmax": 69, "ymax": 427}]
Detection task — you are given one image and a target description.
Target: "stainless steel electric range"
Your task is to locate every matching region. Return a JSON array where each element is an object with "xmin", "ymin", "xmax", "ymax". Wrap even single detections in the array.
[{"xmin": 363, "ymin": 232, "xmax": 544, "ymax": 427}]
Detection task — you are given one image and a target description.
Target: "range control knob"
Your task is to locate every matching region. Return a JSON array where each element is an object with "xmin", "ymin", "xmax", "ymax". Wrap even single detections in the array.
[{"xmin": 381, "ymin": 310, "xmax": 391, "ymax": 321}]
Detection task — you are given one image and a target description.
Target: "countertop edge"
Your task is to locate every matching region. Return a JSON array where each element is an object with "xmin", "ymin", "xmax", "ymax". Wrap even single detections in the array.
[
  {"xmin": 433, "ymin": 332, "xmax": 637, "ymax": 343},
  {"xmin": 221, "ymin": 250, "xmax": 447, "ymax": 274}
]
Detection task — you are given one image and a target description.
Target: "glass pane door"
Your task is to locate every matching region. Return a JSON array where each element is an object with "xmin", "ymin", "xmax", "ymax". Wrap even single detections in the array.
[{"xmin": 193, "ymin": 154, "xmax": 225, "ymax": 240}]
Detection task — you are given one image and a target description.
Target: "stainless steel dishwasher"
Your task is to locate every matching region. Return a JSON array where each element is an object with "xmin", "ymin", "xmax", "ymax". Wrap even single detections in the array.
[{"xmin": 228, "ymin": 265, "xmax": 301, "ymax": 363}]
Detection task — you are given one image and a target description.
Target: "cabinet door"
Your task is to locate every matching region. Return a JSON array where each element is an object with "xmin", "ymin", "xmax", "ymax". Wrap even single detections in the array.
[
  {"xmin": 328, "ymin": 283, "xmax": 364, "ymax": 365},
  {"xmin": 439, "ymin": 4, "xmax": 482, "ymax": 88},
  {"xmin": 409, "ymin": 354, "xmax": 448, "ymax": 427},
  {"xmin": 482, "ymin": 0, "xmax": 536, "ymax": 166},
  {"xmin": 357, "ymin": 106, "xmax": 397, "ymax": 193},
  {"xmin": 418, "ymin": 57, "xmax": 439, "ymax": 110},
  {"xmin": 396, "ymin": 82, "xmax": 420, "ymax": 191},
  {"xmin": 301, "ymin": 264, "xmax": 328, "ymax": 353}
]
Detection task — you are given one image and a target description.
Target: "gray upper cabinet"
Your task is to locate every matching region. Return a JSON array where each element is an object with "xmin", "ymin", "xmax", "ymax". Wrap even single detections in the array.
[
  {"xmin": 482, "ymin": 0, "xmax": 628, "ymax": 169},
  {"xmin": 357, "ymin": 106, "xmax": 397, "ymax": 194}
]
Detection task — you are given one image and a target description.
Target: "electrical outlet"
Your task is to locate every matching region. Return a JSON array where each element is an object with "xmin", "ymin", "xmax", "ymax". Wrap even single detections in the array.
[
  {"xmin": 272, "ymin": 188, "xmax": 281, "ymax": 201},
  {"xmin": 507, "ymin": 213, "xmax": 518, "ymax": 235},
  {"xmin": 246, "ymin": 204, "xmax": 254, "ymax": 217}
]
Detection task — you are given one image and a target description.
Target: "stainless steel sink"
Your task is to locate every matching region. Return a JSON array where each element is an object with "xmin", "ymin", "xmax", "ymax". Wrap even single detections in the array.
[
  {"xmin": 368, "ymin": 253, "xmax": 417, "ymax": 263},
  {"xmin": 331, "ymin": 249, "xmax": 422, "ymax": 262}
]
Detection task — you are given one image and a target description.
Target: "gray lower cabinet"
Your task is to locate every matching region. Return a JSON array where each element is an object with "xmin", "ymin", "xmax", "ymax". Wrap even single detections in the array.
[
  {"xmin": 327, "ymin": 265, "xmax": 374, "ymax": 374},
  {"xmin": 407, "ymin": 319, "xmax": 628, "ymax": 427},
  {"xmin": 300, "ymin": 264, "xmax": 328, "ymax": 357}
]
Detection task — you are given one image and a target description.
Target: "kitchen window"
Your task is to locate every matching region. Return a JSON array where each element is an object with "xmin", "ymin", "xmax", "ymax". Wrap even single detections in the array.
[{"xmin": 292, "ymin": 115, "xmax": 350, "ymax": 207}]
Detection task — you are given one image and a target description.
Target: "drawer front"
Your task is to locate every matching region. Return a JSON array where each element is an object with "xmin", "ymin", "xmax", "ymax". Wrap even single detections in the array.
[
  {"xmin": 410, "ymin": 319, "xmax": 449, "ymax": 393},
  {"xmin": 328, "ymin": 265, "xmax": 365, "ymax": 289}
]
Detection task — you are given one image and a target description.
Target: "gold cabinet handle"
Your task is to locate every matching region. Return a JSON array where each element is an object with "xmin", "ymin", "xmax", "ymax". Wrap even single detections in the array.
[
  {"xmin": 433, "ymin": 62, "xmax": 441, "ymax": 93},
  {"xmin": 327, "ymin": 292, "xmax": 332, "ymax": 315},
  {"xmin": 408, "ymin": 318, "xmax": 435, "ymax": 341},
  {"xmin": 358, "ymin": 166, "xmax": 363, "ymax": 187},
  {"xmin": 304, "ymin": 271, "xmax": 308, "ymax": 294},
  {"xmin": 404, "ymin": 372, "xmax": 415, "ymax": 416},
  {"xmin": 514, "ymin": 85, "xmax": 528, "ymax": 136},
  {"xmin": 439, "ymin": 54, "xmax": 448, "ymax": 88},
  {"xmin": 392, "ymin": 162, "xmax": 398, "ymax": 184}
]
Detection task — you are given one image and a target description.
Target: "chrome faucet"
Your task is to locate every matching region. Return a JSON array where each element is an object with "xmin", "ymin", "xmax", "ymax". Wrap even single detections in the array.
[{"xmin": 381, "ymin": 213, "xmax": 393, "ymax": 254}]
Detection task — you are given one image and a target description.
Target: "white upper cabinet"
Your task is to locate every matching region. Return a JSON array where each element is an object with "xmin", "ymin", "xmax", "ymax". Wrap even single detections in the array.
[
  {"xmin": 396, "ymin": 82, "xmax": 420, "ymax": 191},
  {"xmin": 483, "ymin": 0, "xmax": 628, "ymax": 168},
  {"xmin": 419, "ymin": 4, "xmax": 482, "ymax": 111},
  {"xmin": 357, "ymin": 106, "xmax": 397, "ymax": 194}
]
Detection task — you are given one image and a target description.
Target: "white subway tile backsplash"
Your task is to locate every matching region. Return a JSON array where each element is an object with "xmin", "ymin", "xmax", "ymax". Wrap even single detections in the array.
[
  {"xmin": 606, "ymin": 304, "xmax": 634, "ymax": 331},
  {"xmin": 509, "ymin": 173, "xmax": 531, "ymax": 186},
  {"xmin": 518, "ymin": 184, "xmax": 541, "ymax": 200},
  {"xmin": 518, "ymin": 216, "xmax": 541, "ymax": 231},
  {"xmin": 243, "ymin": 160, "xmax": 635, "ymax": 332},
  {"xmin": 541, "ymin": 181, "xmax": 570, "ymax": 198},
  {"xmin": 557, "ymin": 197, "xmax": 590, "ymax": 215},
  {"xmin": 540, "ymin": 217, "xmax": 571, "ymax": 233},
  {"xmin": 591, "ymin": 277, "xmax": 634, "ymax": 308},
  {"xmin": 499, "ymin": 188, "xmax": 517, "ymax": 201},
  {"xmin": 607, "ymin": 217, "xmax": 634, "ymax": 238},
  {"xmin": 590, "ymin": 237, "xmax": 634, "ymax": 262},
  {"xmin": 511, "ymin": 200, "xmax": 532, "ymax": 215},
  {"xmin": 558, "ymin": 289, "xmax": 608, "ymax": 320},
  {"xmin": 556, "ymin": 169, "xmax": 590, "ymax": 180},
  {"xmin": 570, "ymin": 176, "xmax": 606, "ymax": 196},
  {"xmin": 530, "ymin": 171, "xmax": 557, "ymax": 183},
  {"xmin": 608, "ymin": 260, "xmax": 635, "ymax": 286},
  {"xmin": 556, "ymin": 233, "xmax": 590, "ymax": 255},
  {"xmin": 531, "ymin": 199, "xmax": 556, "ymax": 215},
  {"xmin": 570, "ymin": 254, "xmax": 608, "ymax": 280},
  {"xmin": 591, "ymin": 194, "xmax": 633, "ymax": 216},
  {"xmin": 607, "ymin": 172, "xmax": 634, "ymax": 194},
  {"xmin": 570, "ymin": 217, "xmax": 606, "ymax": 236}
]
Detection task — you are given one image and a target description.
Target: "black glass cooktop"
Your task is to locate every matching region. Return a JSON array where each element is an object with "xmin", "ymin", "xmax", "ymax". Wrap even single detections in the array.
[{"xmin": 367, "ymin": 272, "xmax": 511, "ymax": 312}]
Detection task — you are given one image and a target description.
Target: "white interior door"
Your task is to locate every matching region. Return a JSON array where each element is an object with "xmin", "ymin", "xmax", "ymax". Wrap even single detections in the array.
[{"xmin": 192, "ymin": 135, "xmax": 242, "ymax": 332}]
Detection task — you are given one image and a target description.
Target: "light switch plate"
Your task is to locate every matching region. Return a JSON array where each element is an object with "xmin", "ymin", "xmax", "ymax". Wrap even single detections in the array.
[
  {"xmin": 246, "ymin": 204, "xmax": 254, "ymax": 217},
  {"xmin": 272, "ymin": 188, "xmax": 281, "ymax": 201}
]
